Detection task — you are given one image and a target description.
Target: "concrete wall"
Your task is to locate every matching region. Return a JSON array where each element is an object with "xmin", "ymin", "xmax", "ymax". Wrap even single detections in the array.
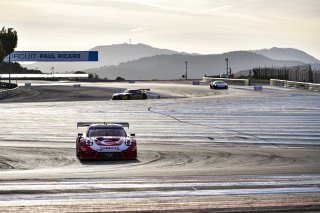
[
  {"xmin": 0, "ymin": 73, "xmax": 89, "ymax": 80},
  {"xmin": 0, "ymin": 82, "xmax": 20, "ymax": 99},
  {"xmin": 270, "ymin": 79, "xmax": 320, "ymax": 92}
]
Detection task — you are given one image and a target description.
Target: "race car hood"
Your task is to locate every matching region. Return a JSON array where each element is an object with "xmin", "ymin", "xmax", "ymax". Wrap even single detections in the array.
[
  {"xmin": 215, "ymin": 82, "xmax": 228, "ymax": 86},
  {"xmin": 112, "ymin": 92, "xmax": 129, "ymax": 96},
  {"xmin": 90, "ymin": 136, "xmax": 125, "ymax": 146}
]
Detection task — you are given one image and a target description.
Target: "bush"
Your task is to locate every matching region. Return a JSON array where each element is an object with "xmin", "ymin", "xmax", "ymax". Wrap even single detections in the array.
[{"xmin": 116, "ymin": 76, "xmax": 125, "ymax": 81}]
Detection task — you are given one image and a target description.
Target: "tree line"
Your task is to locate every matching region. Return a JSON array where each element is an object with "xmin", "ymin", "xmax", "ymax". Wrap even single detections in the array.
[
  {"xmin": 0, "ymin": 27, "xmax": 42, "ymax": 75},
  {"xmin": 0, "ymin": 27, "xmax": 17, "ymax": 62}
]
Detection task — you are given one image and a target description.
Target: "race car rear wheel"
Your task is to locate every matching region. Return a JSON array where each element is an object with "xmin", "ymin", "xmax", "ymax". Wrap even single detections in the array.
[{"xmin": 142, "ymin": 94, "xmax": 147, "ymax": 99}]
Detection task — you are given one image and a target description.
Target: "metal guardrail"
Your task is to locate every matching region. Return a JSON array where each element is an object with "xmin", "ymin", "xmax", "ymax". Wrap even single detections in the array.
[
  {"xmin": 0, "ymin": 82, "xmax": 20, "ymax": 100},
  {"xmin": 270, "ymin": 79, "xmax": 320, "ymax": 92},
  {"xmin": 202, "ymin": 77, "xmax": 249, "ymax": 86}
]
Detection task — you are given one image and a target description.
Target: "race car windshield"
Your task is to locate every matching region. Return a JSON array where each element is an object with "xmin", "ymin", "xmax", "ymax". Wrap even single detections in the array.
[
  {"xmin": 124, "ymin": 90, "xmax": 137, "ymax": 94},
  {"xmin": 88, "ymin": 128, "xmax": 127, "ymax": 137}
]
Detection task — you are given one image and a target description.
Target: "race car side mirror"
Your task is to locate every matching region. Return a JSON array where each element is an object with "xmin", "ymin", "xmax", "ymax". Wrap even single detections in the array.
[
  {"xmin": 78, "ymin": 133, "xmax": 83, "ymax": 138},
  {"xmin": 130, "ymin": 133, "xmax": 135, "ymax": 137}
]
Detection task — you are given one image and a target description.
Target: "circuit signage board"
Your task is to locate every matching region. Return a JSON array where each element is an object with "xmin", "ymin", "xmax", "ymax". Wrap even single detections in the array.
[{"xmin": 4, "ymin": 51, "xmax": 98, "ymax": 62}]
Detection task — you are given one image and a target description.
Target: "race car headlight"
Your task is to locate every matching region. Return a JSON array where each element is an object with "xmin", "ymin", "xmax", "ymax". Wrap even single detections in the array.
[
  {"xmin": 85, "ymin": 139, "xmax": 93, "ymax": 146},
  {"xmin": 125, "ymin": 139, "xmax": 133, "ymax": 146}
]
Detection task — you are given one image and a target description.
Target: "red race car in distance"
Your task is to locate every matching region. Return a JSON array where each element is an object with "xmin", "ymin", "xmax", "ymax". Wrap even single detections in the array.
[{"xmin": 76, "ymin": 122, "xmax": 137, "ymax": 160}]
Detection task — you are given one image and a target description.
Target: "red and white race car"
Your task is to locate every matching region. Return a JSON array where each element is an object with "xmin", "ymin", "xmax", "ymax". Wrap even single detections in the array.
[{"xmin": 76, "ymin": 122, "xmax": 137, "ymax": 160}]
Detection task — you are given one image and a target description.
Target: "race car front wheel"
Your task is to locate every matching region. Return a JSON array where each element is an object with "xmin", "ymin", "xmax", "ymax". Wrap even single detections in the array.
[{"xmin": 76, "ymin": 149, "xmax": 80, "ymax": 158}]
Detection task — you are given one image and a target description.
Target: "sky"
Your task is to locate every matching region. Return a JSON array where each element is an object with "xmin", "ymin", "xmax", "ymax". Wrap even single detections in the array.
[{"xmin": 1, "ymin": 0, "xmax": 320, "ymax": 59}]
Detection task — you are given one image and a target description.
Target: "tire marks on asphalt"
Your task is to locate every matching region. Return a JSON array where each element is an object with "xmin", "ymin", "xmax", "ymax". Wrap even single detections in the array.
[{"xmin": 0, "ymin": 175, "xmax": 319, "ymax": 202}]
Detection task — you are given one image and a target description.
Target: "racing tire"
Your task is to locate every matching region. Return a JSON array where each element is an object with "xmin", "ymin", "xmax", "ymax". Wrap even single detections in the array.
[
  {"xmin": 142, "ymin": 94, "xmax": 147, "ymax": 99},
  {"xmin": 128, "ymin": 158, "xmax": 137, "ymax": 161},
  {"xmin": 76, "ymin": 139, "xmax": 80, "ymax": 157},
  {"xmin": 78, "ymin": 157, "xmax": 86, "ymax": 162}
]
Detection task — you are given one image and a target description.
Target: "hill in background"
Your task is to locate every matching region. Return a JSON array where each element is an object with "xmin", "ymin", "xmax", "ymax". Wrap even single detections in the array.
[
  {"xmin": 252, "ymin": 47, "xmax": 320, "ymax": 64},
  {"xmin": 24, "ymin": 43, "xmax": 179, "ymax": 73},
  {"xmin": 86, "ymin": 51, "xmax": 304, "ymax": 80},
  {"xmin": 23, "ymin": 43, "xmax": 319, "ymax": 80}
]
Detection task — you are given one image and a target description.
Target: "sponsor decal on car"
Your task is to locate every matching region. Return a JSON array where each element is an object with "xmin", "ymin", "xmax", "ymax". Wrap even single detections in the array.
[{"xmin": 99, "ymin": 146, "xmax": 120, "ymax": 151}]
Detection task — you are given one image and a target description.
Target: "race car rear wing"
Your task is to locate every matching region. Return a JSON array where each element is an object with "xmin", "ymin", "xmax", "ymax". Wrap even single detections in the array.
[{"xmin": 77, "ymin": 122, "xmax": 129, "ymax": 128}]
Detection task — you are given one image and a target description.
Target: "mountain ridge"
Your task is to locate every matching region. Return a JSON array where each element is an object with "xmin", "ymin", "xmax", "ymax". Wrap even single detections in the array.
[
  {"xmin": 24, "ymin": 43, "xmax": 180, "ymax": 73},
  {"xmin": 22, "ymin": 43, "xmax": 319, "ymax": 80},
  {"xmin": 252, "ymin": 47, "xmax": 320, "ymax": 64},
  {"xmin": 86, "ymin": 51, "xmax": 305, "ymax": 80}
]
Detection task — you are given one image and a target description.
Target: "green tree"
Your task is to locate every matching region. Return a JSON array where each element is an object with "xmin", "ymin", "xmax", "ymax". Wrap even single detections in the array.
[
  {"xmin": 0, "ymin": 27, "xmax": 18, "ymax": 57},
  {"xmin": 0, "ymin": 27, "xmax": 18, "ymax": 83},
  {"xmin": 88, "ymin": 73, "xmax": 100, "ymax": 79},
  {"xmin": 0, "ymin": 41, "xmax": 5, "ymax": 62},
  {"xmin": 74, "ymin": 71, "xmax": 87, "ymax": 74},
  {"xmin": 116, "ymin": 76, "xmax": 125, "ymax": 81}
]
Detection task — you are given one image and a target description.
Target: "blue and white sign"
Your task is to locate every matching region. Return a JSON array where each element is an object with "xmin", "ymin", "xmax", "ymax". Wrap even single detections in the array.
[{"xmin": 4, "ymin": 51, "xmax": 98, "ymax": 62}]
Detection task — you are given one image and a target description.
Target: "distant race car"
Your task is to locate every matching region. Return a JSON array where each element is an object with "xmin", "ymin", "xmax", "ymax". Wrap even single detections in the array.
[
  {"xmin": 210, "ymin": 81, "xmax": 228, "ymax": 89},
  {"xmin": 76, "ymin": 122, "xmax": 137, "ymax": 160},
  {"xmin": 112, "ymin": 89, "xmax": 149, "ymax": 100}
]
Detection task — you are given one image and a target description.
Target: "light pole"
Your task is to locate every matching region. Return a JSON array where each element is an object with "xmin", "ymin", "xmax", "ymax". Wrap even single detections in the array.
[
  {"xmin": 9, "ymin": 53, "xmax": 11, "ymax": 85},
  {"xmin": 225, "ymin": 58, "xmax": 229, "ymax": 78},
  {"xmin": 185, "ymin": 61, "xmax": 188, "ymax": 80}
]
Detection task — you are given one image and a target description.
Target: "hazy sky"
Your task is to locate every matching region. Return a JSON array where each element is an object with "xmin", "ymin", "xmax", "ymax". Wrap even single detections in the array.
[{"xmin": 1, "ymin": 0, "xmax": 320, "ymax": 59}]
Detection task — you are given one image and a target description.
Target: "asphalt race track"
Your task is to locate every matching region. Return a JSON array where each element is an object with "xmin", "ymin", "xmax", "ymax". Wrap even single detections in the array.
[{"xmin": 0, "ymin": 81, "xmax": 320, "ymax": 212}]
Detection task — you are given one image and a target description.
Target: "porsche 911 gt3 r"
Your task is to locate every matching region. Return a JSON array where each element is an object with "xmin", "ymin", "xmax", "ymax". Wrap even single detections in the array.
[
  {"xmin": 76, "ymin": 122, "xmax": 137, "ymax": 160},
  {"xmin": 210, "ymin": 81, "xmax": 228, "ymax": 89},
  {"xmin": 112, "ymin": 89, "xmax": 149, "ymax": 100}
]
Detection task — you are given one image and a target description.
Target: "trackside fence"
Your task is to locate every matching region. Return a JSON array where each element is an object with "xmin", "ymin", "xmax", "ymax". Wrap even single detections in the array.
[
  {"xmin": 0, "ymin": 82, "xmax": 20, "ymax": 100},
  {"xmin": 254, "ymin": 65, "xmax": 320, "ymax": 83}
]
